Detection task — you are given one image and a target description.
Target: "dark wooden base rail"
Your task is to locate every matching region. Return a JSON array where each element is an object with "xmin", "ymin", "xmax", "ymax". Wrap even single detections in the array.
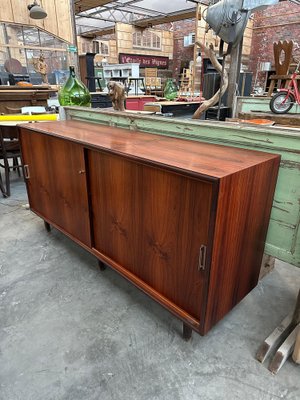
[{"xmin": 19, "ymin": 121, "xmax": 280, "ymax": 338}]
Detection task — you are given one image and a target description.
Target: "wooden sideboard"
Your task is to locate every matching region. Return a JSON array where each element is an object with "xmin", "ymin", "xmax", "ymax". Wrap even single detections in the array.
[{"xmin": 19, "ymin": 121, "xmax": 280, "ymax": 337}]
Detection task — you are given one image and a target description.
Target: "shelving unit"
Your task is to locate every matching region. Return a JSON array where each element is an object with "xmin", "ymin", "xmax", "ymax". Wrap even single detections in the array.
[{"xmin": 102, "ymin": 63, "xmax": 140, "ymax": 88}]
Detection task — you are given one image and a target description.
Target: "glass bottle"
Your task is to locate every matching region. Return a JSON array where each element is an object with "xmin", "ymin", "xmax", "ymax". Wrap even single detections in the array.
[
  {"xmin": 164, "ymin": 78, "xmax": 178, "ymax": 101},
  {"xmin": 58, "ymin": 66, "xmax": 91, "ymax": 107}
]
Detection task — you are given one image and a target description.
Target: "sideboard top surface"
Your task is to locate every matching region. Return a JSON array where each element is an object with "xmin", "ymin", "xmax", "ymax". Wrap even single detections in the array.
[{"xmin": 20, "ymin": 121, "xmax": 280, "ymax": 178}]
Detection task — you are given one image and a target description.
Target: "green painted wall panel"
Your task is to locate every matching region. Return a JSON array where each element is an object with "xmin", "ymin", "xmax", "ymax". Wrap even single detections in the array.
[
  {"xmin": 63, "ymin": 107, "xmax": 300, "ymax": 267},
  {"xmin": 271, "ymin": 167, "xmax": 300, "ymax": 226},
  {"xmin": 236, "ymin": 96, "xmax": 300, "ymax": 115}
]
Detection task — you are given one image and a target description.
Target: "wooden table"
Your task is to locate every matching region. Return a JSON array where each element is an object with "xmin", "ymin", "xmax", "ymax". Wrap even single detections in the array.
[{"xmin": 0, "ymin": 86, "xmax": 57, "ymax": 114}]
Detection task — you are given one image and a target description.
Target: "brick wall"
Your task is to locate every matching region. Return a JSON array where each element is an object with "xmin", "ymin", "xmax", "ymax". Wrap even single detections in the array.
[
  {"xmin": 172, "ymin": 19, "xmax": 195, "ymax": 81},
  {"xmin": 172, "ymin": 17, "xmax": 253, "ymax": 86},
  {"xmin": 249, "ymin": 2, "xmax": 300, "ymax": 91}
]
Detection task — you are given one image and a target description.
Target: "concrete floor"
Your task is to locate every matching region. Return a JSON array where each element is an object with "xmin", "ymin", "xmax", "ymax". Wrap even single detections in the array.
[{"xmin": 0, "ymin": 174, "xmax": 299, "ymax": 400}]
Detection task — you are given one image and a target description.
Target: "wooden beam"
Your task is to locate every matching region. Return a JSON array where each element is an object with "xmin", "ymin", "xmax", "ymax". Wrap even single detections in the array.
[
  {"xmin": 80, "ymin": 26, "xmax": 115, "ymax": 38},
  {"xmin": 227, "ymin": 40, "xmax": 243, "ymax": 112},
  {"xmin": 268, "ymin": 324, "xmax": 300, "ymax": 374},
  {"xmin": 257, "ymin": 289, "xmax": 300, "ymax": 374},
  {"xmin": 256, "ymin": 312, "xmax": 294, "ymax": 363},
  {"xmin": 134, "ymin": 8, "xmax": 196, "ymax": 28},
  {"xmin": 74, "ymin": 0, "xmax": 113, "ymax": 14}
]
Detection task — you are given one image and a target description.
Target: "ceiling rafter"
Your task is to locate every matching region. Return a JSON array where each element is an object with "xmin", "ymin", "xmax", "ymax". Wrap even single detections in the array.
[
  {"xmin": 74, "ymin": 0, "xmax": 113, "ymax": 13},
  {"xmin": 79, "ymin": 7, "xmax": 202, "ymax": 37},
  {"xmin": 76, "ymin": 11, "xmax": 146, "ymax": 25},
  {"xmin": 81, "ymin": 26, "xmax": 116, "ymax": 37},
  {"xmin": 76, "ymin": 3, "xmax": 156, "ymax": 24}
]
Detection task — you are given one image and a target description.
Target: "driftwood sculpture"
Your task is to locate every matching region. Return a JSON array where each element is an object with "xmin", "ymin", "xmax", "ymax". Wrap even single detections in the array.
[
  {"xmin": 108, "ymin": 81, "xmax": 126, "ymax": 111},
  {"xmin": 192, "ymin": 42, "xmax": 228, "ymax": 119},
  {"xmin": 32, "ymin": 53, "xmax": 49, "ymax": 84}
]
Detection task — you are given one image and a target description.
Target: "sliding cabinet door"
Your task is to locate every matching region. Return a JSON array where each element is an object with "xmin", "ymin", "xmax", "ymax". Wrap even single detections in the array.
[
  {"xmin": 88, "ymin": 149, "xmax": 214, "ymax": 320},
  {"xmin": 20, "ymin": 129, "xmax": 91, "ymax": 247}
]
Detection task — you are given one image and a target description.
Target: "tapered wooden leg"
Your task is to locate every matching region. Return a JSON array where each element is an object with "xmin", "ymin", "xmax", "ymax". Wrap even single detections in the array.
[
  {"xmin": 98, "ymin": 260, "xmax": 107, "ymax": 271},
  {"xmin": 183, "ymin": 323, "xmax": 192, "ymax": 341},
  {"xmin": 44, "ymin": 221, "xmax": 51, "ymax": 232},
  {"xmin": 4, "ymin": 158, "xmax": 10, "ymax": 197},
  {"xmin": 0, "ymin": 172, "xmax": 7, "ymax": 198}
]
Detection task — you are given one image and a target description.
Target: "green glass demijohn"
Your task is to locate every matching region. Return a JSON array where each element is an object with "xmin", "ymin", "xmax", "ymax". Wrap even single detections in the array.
[
  {"xmin": 58, "ymin": 66, "xmax": 91, "ymax": 107},
  {"xmin": 164, "ymin": 78, "xmax": 178, "ymax": 101}
]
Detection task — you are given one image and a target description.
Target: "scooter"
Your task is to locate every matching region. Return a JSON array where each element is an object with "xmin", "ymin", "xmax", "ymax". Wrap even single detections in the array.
[{"xmin": 270, "ymin": 59, "xmax": 300, "ymax": 114}]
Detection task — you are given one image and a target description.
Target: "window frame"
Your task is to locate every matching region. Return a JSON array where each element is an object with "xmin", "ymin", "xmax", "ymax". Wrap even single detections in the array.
[
  {"xmin": 0, "ymin": 22, "xmax": 69, "ymax": 85},
  {"xmin": 92, "ymin": 40, "xmax": 109, "ymax": 56},
  {"xmin": 133, "ymin": 30, "xmax": 162, "ymax": 50}
]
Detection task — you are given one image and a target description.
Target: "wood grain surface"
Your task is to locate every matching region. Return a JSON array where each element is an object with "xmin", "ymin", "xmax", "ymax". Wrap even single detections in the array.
[
  {"xmin": 88, "ymin": 150, "xmax": 215, "ymax": 320},
  {"xmin": 20, "ymin": 121, "xmax": 278, "ymax": 179},
  {"xmin": 20, "ymin": 130, "xmax": 91, "ymax": 247},
  {"xmin": 203, "ymin": 157, "xmax": 281, "ymax": 333},
  {"xmin": 19, "ymin": 122, "xmax": 281, "ymax": 335}
]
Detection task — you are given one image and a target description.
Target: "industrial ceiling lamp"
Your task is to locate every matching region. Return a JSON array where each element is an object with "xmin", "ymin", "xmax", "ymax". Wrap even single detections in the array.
[
  {"xmin": 203, "ymin": 0, "xmax": 279, "ymax": 47},
  {"xmin": 27, "ymin": 1, "xmax": 47, "ymax": 19}
]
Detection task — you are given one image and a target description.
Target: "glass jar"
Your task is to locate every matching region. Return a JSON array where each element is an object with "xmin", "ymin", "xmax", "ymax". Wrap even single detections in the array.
[
  {"xmin": 58, "ymin": 66, "xmax": 91, "ymax": 107},
  {"xmin": 164, "ymin": 78, "xmax": 178, "ymax": 101}
]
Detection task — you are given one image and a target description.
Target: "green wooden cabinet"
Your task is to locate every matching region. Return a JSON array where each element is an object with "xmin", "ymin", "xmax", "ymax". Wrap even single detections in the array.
[{"xmin": 94, "ymin": 67, "xmax": 106, "ymax": 91}]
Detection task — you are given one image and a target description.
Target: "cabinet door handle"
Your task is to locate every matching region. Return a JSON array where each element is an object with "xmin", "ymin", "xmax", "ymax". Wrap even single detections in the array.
[
  {"xmin": 24, "ymin": 165, "xmax": 30, "ymax": 179},
  {"xmin": 198, "ymin": 245, "xmax": 207, "ymax": 271},
  {"xmin": 78, "ymin": 170, "xmax": 86, "ymax": 174}
]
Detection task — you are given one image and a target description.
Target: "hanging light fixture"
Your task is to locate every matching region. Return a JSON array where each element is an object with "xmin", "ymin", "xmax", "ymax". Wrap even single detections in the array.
[{"xmin": 27, "ymin": 1, "xmax": 47, "ymax": 19}]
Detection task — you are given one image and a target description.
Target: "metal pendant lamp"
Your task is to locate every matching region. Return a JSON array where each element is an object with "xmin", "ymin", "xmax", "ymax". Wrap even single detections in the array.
[
  {"xmin": 27, "ymin": 1, "xmax": 47, "ymax": 19},
  {"xmin": 203, "ymin": 0, "xmax": 279, "ymax": 47}
]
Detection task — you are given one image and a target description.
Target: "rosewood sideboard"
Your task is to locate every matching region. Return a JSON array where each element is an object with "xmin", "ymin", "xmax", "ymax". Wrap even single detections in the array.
[{"xmin": 19, "ymin": 121, "xmax": 280, "ymax": 338}]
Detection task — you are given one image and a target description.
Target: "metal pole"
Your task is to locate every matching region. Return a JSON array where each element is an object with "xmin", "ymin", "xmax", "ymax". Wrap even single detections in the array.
[
  {"xmin": 192, "ymin": 3, "xmax": 201, "ymax": 96},
  {"xmin": 69, "ymin": 0, "xmax": 80, "ymax": 73}
]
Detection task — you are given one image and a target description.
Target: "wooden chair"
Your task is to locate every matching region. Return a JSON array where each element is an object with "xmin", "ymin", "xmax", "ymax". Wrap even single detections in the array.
[
  {"xmin": 179, "ymin": 69, "xmax": 192, "ymax": 96},
  {"xmin": 0, "ymin": 125, "xmax": 23, "ymax": 197},
  {"xmin": 145, "ymin": 68, "xmax": 163, "ymax": 96},
  {"xmin": 268, "ymin": 41, "xmax": 294, "ymax": 96}
]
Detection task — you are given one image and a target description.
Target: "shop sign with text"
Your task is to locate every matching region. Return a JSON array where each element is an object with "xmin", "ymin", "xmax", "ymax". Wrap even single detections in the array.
[{"xmin": 119, "ymin": 53, "xmax": 169, "ymax": 69}]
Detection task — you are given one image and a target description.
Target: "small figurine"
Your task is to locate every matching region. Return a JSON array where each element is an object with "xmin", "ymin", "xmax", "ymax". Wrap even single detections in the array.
[{"xmin": 32, "ymin": 53, "xmax": 49, "ymax": 84}]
